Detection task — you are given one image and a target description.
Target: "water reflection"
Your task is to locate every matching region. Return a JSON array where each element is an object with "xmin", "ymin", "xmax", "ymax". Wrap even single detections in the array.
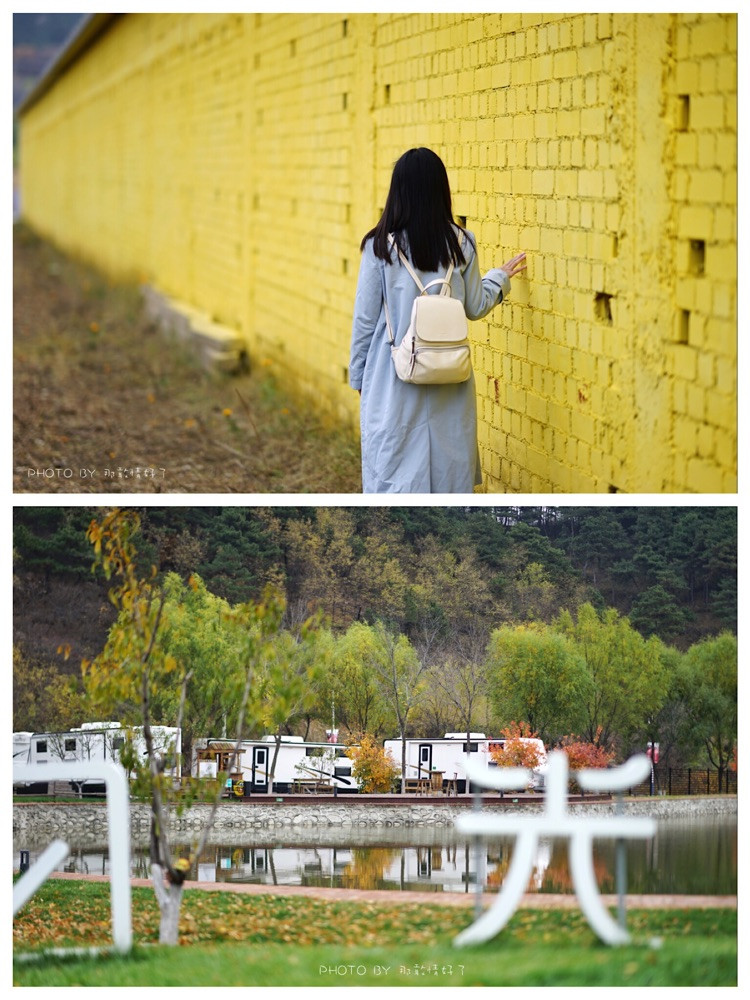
[{"xmin": 15, "ymin": 815, "xmax": 736, "ymax": 896}]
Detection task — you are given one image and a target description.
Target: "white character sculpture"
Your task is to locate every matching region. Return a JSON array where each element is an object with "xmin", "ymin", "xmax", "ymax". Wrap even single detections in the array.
[{"xmin": 455, "ymin": 751, "xmax": 655, "ymax": 947}]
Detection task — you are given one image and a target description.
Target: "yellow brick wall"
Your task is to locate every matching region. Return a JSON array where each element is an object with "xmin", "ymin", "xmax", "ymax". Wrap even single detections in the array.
[{"xmin": 19, "ymin": 12, "xmax": 737, "ymax": 492}]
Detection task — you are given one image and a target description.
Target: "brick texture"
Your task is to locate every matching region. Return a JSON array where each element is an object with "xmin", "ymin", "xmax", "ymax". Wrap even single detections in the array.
[{"xmin": 19, "ymin": 12, "xmax": 737, "ymax": 492}]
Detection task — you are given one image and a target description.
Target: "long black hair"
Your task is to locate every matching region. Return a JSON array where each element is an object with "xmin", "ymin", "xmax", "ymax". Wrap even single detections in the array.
[{"xmin": 361, "ymin": 147, "xmax": 471, "ymax": 271}]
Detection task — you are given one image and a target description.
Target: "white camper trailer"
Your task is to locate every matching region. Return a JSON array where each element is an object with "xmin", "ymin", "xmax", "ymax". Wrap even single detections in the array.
[
  {"xmin": 13, "ymin": 731, "xmax": 33, "ymax": 762},
  {"xmin": 195, "ymin": 735, "xmax": 359, "ymax": 794},
  {"xmin": 14, "ymin": 722, "xmax": 181, "ymax": 792},
  {"xmin": 383, "ymin": 733, "xmax": 547, "ymax": 793}
]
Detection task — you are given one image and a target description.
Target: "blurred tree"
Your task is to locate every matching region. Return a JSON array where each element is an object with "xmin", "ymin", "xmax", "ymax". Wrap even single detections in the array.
[
  {"xmin": 328, "ymin": 624, "xmax": 395, "ymax": 738},
  {"xmin": 347, "ymin": 621, "xmax": 427, "ymax": 792},
  {"xmin": 428, "ymin": 617, "xmax": 490, "ymax": 753},
  {"xmin": 13, "ymin": 645, "xmax": 86, "ymax": 733},
  {"xmin": 676, "ymin": 632, "xmax": 737, "ymax": 786},
  {"xmin": 628, "ymin": 585, "xmax": 691, "ymax": 642},
  {"xmin": 485, "ymin": 625, "xmax": 590, "ymax": 743},
  {"xmin": 407, "ymin": 536, "xmax": 493, "ymax": 660},
  {"xmin": 196, "ymin": 508, "xmax": 281, "ymax": 604},
  {"xmin": 556, "ymin": 603, "xmax": 671, "ymax": 750},
  {"xmin": 82, "ymin": 508, "xmax": 313, "ymax": 945},
  {"xmin": 559, "ymin": 733, "xmax": 616, "ymax": 770},
  {"xmin": 153, "ymin": 573, "xmax": 249, "ymax": 762},
  {"xmin": 627, "ymin": 644, "xmax": 686, "ymax": 768},
  {"xmin": 257, "ymin": 618, "xmax": 329, "ymax": 785},
  {"xmin": 13, "ymin": 507, "xmax": 94, "ymax": 585},
  {"xmin": 490, "ymin": 722, "xmax": 545, "ymax": 774},
  {"xmin": 345, "ymin": 733, "xmax": 399, "ymax": 792}
]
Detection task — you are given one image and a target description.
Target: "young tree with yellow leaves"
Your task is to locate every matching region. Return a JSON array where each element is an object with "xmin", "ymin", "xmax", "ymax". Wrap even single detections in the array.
[
  {"xmin": 82, "ymin": 509, "xmax": 320, "ymax": 945},
  {"xmin": 345, "ymin": 734, "xmax": 399, "ymax": 792}
]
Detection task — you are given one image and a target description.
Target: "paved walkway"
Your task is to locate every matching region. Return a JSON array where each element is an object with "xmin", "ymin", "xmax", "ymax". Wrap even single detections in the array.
[{"xmin": 48, "ymin": 871, "xmax": 736, "ymax": 910}]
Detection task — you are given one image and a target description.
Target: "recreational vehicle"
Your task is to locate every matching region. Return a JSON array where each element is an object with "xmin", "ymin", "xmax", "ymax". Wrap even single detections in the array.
[
  {"xmin": 195, "ymin": 735, "xmax": 359, "ymax": 794},
  {"xmin": 383, "ymin": 733, "xmax": 547, "ymax": 793},
  {"xmin": 13, "ymin": 721, "xmax": 182, "ymax": 793},
  {"xmin": 13, "ymin": 731, "xmax": 33, "ymax": 762}
]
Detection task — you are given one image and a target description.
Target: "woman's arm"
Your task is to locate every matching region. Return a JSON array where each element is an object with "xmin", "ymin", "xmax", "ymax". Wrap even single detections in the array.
[
  {"xmin": 463, "ymin": 243, "xmax": 527, "ymax": 320},
  {"xmin": 349, "ymin": 241, "xmax": 383, "ymax": 392}
]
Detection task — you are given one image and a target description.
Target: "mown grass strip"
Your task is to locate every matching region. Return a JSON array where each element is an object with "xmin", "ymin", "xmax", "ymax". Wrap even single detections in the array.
[{"xmin": 13, "ymin": 879, "xmax": 737, "ymax": 986}]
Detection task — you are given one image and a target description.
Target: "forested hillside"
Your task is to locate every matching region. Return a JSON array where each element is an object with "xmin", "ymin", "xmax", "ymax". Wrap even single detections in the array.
[
  {"xmin": 14, "ymin": 505, "xmax": 736, "ymax": 648},
  {"xmin": 13, "ymin": 506, "xmax": 736, "ymax": 771}
]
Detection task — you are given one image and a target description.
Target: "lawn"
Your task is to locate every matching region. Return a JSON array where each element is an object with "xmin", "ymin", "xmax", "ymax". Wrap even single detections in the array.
[{"xmin": 13, "ymin": 879, "xmax": 737, "ymax": 987}]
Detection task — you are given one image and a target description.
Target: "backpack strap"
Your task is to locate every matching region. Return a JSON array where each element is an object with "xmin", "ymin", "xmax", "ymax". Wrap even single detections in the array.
[
  {"xmin": 381, "ymin": 260, "xmax": 396, "ymax": 346},
  {"xmin": 388, "ymin": 234, "xmax": 455, "ymax": 297}
]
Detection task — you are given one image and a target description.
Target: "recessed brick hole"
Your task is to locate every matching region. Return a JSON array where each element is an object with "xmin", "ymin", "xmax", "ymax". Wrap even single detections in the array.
[
  {"xmin": 342, "ymin": 18, "xmax": 348, "ymax": 37},
  {"xmin": 608, "ymin": 484, "xmax": 619, "ymax": 494},
  {"xmin": 457, "ymin": 215, "xmax": 467, "ymax": 228},
  {"xmin": 342, "ymin": 366, "xmax": 349, "ymax": 383},
  {"xmin": 677, "ymin": 309, "xmax": 690, "ymax": 344},
  {"xmin": 290, "ymin": 39, "xmax": 296, "ymax": 57},
  {"xmin": 594, "ymin": 292, "xmax": 613, "ymax": 324},
  {"xmin": 342, "ymin": 92, "xmax": 348, "ymax": 110},
  {"xmin": 677, "ymin": 94, "xmax": 690, "ymax": 131},
  {"xmin": 493, "ymin": 377, "xmax": 500, "ymax": 404},
  {"xmin": 384, "ymin": 84, "xmax": 391, "ymax": 104},
  {"xmin": 689, "ymin": 239, "xmax": 705, "ymax": 275}
]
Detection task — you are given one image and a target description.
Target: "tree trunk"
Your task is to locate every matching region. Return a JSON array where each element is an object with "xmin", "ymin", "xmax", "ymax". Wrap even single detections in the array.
[
  {"xmin": 151, "ymin": 863, "xmax": 184, "ymax": 946},
  {"xmin": 270, "ymin": 732, "xmax": 282, "ymax": 792}
]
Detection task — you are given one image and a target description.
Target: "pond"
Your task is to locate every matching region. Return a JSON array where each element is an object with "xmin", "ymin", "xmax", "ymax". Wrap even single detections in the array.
[{"xmin": 16, "ymin": 814, "xmax": 736, "ymax": 896}]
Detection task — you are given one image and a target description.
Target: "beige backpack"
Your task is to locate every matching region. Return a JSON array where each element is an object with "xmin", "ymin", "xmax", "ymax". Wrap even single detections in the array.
[{"xmin": 384, "ymin": 234, "xmax": 471, "ymax": 385}]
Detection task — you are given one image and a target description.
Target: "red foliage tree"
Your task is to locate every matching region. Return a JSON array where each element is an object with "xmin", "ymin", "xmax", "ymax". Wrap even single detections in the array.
[
  {"xmin": 559, "ymin": 729, "xmax": 616, "ymax": 771},
  {"xmin": 490, "ymin": 721, "xmax": 544, "ymax": 770}
]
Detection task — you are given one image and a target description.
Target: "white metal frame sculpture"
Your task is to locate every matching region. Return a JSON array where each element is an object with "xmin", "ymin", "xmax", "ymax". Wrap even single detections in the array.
[
  {"xmin": 454, "ymin": 751, "xmax": 655, "ymax": 947},
  {"xmin": 13, "ymin": 761, "xmax": 132, "ymax": 953}
]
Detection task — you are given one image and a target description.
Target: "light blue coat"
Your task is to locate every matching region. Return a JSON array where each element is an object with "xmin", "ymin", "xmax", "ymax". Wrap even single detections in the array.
[{"xmin": 349, "ymin": 230, "xmax": 511, "ymax": 493}]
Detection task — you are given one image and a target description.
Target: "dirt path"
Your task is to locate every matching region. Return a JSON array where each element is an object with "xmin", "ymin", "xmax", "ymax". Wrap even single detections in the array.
[
  {"xmin": 45, "ymin": 872, "xmax": 738, "ymax": 909},
  {"xmin": 13, "ymin": 225, "xmax": 362, "ymax": 493}
]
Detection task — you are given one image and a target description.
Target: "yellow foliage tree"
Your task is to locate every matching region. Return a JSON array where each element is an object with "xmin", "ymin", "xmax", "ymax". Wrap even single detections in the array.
[
  {"xmin": 345, "ymin": 734, "xmax": 399, "ymax": 793},
  {"xmin": 82, "ymin": 509, "xmax": 319, "ymax": 945}
]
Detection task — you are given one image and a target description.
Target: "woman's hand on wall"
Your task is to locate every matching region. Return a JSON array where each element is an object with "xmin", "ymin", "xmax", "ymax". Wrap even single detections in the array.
[{"xmin": 501, "ymin": 252, "xmax": 527, "ymax": 278}]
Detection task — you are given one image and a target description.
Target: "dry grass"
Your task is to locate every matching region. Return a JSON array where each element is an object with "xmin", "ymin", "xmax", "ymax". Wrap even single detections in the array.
[{"xmin": 13, "ymin": 225, "xmax": 361, "ymax": 494}]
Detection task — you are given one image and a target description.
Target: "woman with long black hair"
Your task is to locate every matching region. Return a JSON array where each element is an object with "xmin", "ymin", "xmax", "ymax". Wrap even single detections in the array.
[{"xmin": 349, "ymin": 147, "xmax": 526, "ymax": 493}]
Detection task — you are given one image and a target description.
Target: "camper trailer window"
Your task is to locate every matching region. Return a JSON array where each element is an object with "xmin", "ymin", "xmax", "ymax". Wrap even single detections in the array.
[
  {"xmin": 36, "ymin": 740, "xmax": 47, "ymax": 753},
  {"xmin": 64, "ymin": 739, "xmax": 76, "ymax": 752},
  {"xmin": 463, "ymin": 742, "xmax": 479, "ymax": 753},
  {"xmin": 113, "ymin": 738, "xmax": 125, "ymax": 751}
]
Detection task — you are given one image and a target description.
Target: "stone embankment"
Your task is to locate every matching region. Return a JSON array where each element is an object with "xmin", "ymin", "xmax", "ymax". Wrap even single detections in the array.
[{"xmin": 13, "ymin": 794, "xmax": 737, "ymax": 843}]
